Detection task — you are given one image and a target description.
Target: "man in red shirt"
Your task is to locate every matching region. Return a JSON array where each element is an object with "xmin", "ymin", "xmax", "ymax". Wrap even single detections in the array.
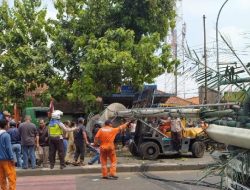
[
  {"xmin": 159, "ymin": 117, "xmax": 171, "ymax": 134},
  {"xmin": 94, "ymin": 120, "xmax": 130, "ymax": 180}
]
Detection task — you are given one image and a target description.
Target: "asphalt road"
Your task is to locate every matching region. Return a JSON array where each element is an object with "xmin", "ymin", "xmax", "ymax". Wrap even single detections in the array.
[{"xmin": 17, "ymin": 170, "xmax": 221, "ymax": 190}]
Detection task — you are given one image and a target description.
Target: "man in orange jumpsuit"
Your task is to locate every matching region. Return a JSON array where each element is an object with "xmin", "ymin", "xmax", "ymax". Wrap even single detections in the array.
[
  {"xmin": 0, "ymin": 119, "xmax": 16, "ymax": 190},
  {"xmin": 94, "ymin": 119, "xmax": 130, "ymax": 180}
]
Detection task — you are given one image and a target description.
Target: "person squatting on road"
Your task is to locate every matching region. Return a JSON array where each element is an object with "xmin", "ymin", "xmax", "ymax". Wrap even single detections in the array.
[
  {"xmin": 94, "ymin": 119, "xmax": 130, "ymax": 180},
  {"xmin": 48, "ymin": 110, "xmax": 77, "ymax": 169},
  {"xmin": 0, "ymin": 119, "xmax": 16, "ymax": 190}
]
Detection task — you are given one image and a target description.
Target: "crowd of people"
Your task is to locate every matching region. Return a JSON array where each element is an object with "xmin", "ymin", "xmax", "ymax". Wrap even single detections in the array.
[
  {"xmin": 3, "ymin": 111, "xmax": 104, "ymax": 170},
  {"xmin": 1, "ymin": 110, "xmax": 205, "ymax": 170},
  {"xmin": 0, "ymin": 108, "xmax": 208, "ymax": 189},
  {"xmin": 0, "ymin": 109, "xmax": 133, "ymax": 189}
]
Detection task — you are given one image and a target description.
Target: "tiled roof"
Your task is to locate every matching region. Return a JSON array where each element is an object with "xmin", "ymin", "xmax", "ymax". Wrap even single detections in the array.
[
  {"xmin": 185, "ymin": 97, "xmax": 199, "ymax": 105},
  {"xmin": 164, "ymin": 96, "xmax": 193, "ymax": 106}
]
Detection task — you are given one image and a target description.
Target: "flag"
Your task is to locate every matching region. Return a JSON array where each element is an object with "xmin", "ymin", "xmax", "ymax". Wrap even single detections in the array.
[
  {"xmin": 49, "ymin": 97, "xmax": 54, "ymax": 117},
  {"xmin": 13, "ymin": 103, "xmax": 20, "ymax": 123}
]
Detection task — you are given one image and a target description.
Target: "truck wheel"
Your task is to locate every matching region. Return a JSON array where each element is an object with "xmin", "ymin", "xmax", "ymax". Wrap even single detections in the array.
[
  {"xmin": 128, "ymin": 142, "xmax": 138, "ymax": 156},
  {"xmin": 140, "ymin": 142, "xmax": 160, "ymax": 160},
  {"xmin": 191, "ymin": 142, "xmax": 205, "ymax": 158}
]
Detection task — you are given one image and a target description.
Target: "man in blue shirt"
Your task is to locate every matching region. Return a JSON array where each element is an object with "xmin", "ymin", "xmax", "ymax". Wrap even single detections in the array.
[
  {"xmin": 0, "ymin": 119, "xmax": 16, "ymax": 190},
  {"xmin": 7, "ymin": 120, "xmax": 22, "ymax": 168}
]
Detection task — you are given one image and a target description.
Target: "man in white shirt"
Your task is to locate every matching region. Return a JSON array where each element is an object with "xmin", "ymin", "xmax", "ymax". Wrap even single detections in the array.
[
  {"xmin": 129, "ymin": 121, "xmax": 137, "ymax": 139},
  {"xmin": 171, "ymin": 116, "xmax": 183, "ymax": 151}
]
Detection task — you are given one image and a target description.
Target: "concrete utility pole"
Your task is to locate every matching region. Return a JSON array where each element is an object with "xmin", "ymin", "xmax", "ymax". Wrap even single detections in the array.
[
  {"xmin": 216, "ymin": 0, "xmax": 229, "ymax": 103},
  {"xmin": 171, "ymin": 28, "xmax": 178, "ymax": 96},
  {"xmin": 182, "ymin": 22, "xmax": 186, "ymax": 98},
  {"xmin": 203, "ymin": 15, "xmax": 207, "ymax": 104}
]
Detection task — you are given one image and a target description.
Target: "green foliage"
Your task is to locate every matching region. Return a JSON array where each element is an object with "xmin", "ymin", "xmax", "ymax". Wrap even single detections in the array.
[
  {"xmin": 108, "ymin": 0, "xmax": 176, "ymax": 42},
  {"xmin": 0, "ymin": 0, "xmax": 177, "ymax": 113},
  {"xmin": 67, "ymin": 75, "xmax": 97, "ymax": 112},
  {"xmin": 40, "ymin": 92, "xmax": 52, "ymax": 106},
  {"xmin": 49, "ymin": 0, "xmax": 176, "ymax": 111},
  {"xmin": 81, "ymin": 28, "xmax": 175, "ymax": 96},
  {"xmin": 0, "ymin": 0, "xmax": 54, "ymax": 105},
  {"xmin": 47, "ymin": 76, "xmax": 69, "ymax": 101}
]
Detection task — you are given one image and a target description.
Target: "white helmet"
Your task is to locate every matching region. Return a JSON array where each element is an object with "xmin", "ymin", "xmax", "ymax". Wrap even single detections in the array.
[{"xmin": 51, "ymin": 110, "xmax": 63, "ymax": 119}]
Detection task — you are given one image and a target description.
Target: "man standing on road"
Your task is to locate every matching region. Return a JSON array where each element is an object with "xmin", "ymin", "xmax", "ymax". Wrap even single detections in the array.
[
  {"xmin": 73, "ymin": 117, "xmax": 89, "ymax": 166},
  {"xmin": 65, "ymin": 121, "xmax": 76, "ymax": 165},
  {"xmin": 48, "ymin": 110, "xmax": 77, "ymax": 169},
  {"xmin": 170, "ymin": 116, "xmax": 184, "ymax": 151},
  {"xmin": 37, "ymin": 119, "xmax": 49, "ymax": 168},
  {"xmin": 129, "ymin": 121, "xmax": 137, "ymax": 139},
  {"xmin": 94, "ymin": 119, "xmax": 130, "ymax": 180},
  {"xmin": 18, "ymin": 115, "xmax": 38, "ymax": 169},
  {"xmin": 7, "ymin": 120, "xmax": 22, "ymax": 168},
  {"xmin": 0, "ymin": 119, "xmax": 16, "ymax": 190},
  {"xmin": 88, "ymin": 122, "xmax": 102, "ymax": 165}
]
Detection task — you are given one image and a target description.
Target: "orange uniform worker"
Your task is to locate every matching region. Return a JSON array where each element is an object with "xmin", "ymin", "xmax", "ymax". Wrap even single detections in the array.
[
  {"xmin": 159, "ymin": 117, "xmax": 171, "ymax": 134},
  {"xmin": 0, "ymin": 119, "xmax": 16, "ymax": 190},
  {"xmin": 94, "ymin": 120, "xmax": 130, "ymax": 180}
]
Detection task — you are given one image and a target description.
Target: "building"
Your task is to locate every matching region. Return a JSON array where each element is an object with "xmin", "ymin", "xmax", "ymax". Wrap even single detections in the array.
[
  {"xmin": 103, "ymin": 85, "xmax": 174, "ymax": 108},
  {"xmin": 186, "ymin": 97, "xmax": 200, "ymax": 105},
  {"xmin": 199, "ymin": 85, "xmax": 218, "ymax": 104}
]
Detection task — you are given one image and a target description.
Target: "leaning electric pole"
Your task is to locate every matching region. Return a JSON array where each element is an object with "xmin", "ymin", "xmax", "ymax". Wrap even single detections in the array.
[
  {"xmin": 203, "ymin": 15, "xmax": 207, "ymax": 104},
  {"xmin": 172, "ymin": 28, "xmax": 178, "ymax": 96}
]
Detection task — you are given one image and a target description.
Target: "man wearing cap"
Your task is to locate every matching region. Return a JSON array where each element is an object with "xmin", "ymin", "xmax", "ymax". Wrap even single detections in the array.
[
  {"xmin": 48, "ymin": 110, "xmax": 77, "ymax": 169},
  {"xmin": 94, "ymin": 119, "xmax": 130, "ymax": 180},
  {"xmin": 72, "ymin": 117, "xmax": 89, "ymax": 166}
]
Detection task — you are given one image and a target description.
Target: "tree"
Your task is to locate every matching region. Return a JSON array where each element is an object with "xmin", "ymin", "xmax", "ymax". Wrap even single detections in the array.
[
  {"xmin": 82, "ymin": 28, "xmax": 174, "ymax": 95},
  {"xmin": 48, "ymin": 0, "xmax": 177, "ymax": 111},
  {"xmin": 0, "ymin": 0, "xmax": 54, "ymax": 106},
  {"xmin": 108, "ymin": 0, "xmax": 176, "ymax": 42}
]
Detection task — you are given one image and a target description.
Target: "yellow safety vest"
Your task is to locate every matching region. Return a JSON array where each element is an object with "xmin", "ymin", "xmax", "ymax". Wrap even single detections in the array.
[{"xmin": 49, "ymin": 123, "xmax": 63, "ymax": 137}]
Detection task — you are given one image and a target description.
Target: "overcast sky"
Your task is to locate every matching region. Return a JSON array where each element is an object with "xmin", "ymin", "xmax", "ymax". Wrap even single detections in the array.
[
  {"xmin": 156, "ymin": 0, "xmax": 250, "ymax": 98},
  {"xmin": 183, "ymin": 0, "xmax": 250, "ymax": 51}
]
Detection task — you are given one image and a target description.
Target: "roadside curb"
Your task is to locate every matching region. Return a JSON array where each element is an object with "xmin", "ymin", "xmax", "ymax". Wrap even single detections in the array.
[{"xmin": 16, "ymin": 162, "xmax": 213, "ymax": 177}]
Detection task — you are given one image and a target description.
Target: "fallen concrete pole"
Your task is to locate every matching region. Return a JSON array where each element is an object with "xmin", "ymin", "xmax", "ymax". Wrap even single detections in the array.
[
  {"xmin": 116, "ymin": 108, "xmax": 200, "ymax": 118},
  {"xmin": 99, "ymin": 103, "xmax": 238, "ymax": 121},
  {"xmin": 206, "ymin": 124, "xmax": 250, "ymax": 149}
]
